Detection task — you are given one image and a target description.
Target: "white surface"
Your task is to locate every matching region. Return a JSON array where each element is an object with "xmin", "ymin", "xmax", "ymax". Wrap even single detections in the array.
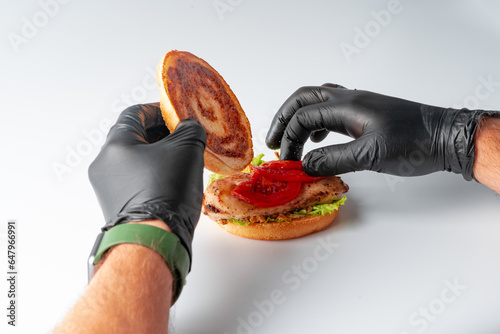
[{"xmin": 1, "ymin": 0, "xmax": 500, "ymax": 333}]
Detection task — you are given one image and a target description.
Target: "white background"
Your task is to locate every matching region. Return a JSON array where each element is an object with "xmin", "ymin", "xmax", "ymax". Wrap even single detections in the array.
[{"xmin": 2, "ymin": 0, "xmax": 500, "ymax": 333}]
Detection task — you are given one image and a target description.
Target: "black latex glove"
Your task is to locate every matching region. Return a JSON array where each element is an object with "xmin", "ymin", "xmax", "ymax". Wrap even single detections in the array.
[
  {"xmin": 266, "ymin": 84, "xmax": 498, "ymax": 180},
  {"xmin": 89, "ymin": 103, "xmax": 206, "ymax": 261}
]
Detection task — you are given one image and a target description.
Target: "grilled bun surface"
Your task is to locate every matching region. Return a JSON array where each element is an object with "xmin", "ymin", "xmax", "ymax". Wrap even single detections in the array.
[{"xmin": 157, "ymin": 50, "xmax": 253, "ymax": 175}]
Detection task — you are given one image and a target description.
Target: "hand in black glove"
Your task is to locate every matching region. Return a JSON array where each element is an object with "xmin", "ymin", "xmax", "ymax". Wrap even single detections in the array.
[
  {"xmin": 89, "ymin": 103, "xmax": 206, "ymax": 260},
  {"xmin": 266, "ymin": 84, "xmax": 498, "ymax": 180}
]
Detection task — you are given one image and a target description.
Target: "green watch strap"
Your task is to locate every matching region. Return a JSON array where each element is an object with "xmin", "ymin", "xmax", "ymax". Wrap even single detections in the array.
[{"xmin": 93, "ymin": 223, "xmax": 190, "ymax": 304}]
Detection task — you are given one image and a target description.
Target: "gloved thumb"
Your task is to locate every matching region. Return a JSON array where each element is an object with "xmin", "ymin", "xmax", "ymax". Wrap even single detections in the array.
[
  {"xmin": 303, "ymin": 137, "xmax": 375, "ymax": 176},
  {"xmin": 159, "ymin": 118, "xmax": 207, "ymax": 149}
]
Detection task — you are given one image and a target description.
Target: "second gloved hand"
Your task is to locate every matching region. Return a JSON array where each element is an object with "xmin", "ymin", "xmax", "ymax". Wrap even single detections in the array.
[{"xmin": 266, "ymin": 85, "xmax": 498, "ymax": 180}]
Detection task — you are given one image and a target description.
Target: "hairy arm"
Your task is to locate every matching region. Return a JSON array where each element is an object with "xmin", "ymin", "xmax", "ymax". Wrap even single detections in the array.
[
  {"xmin": 473, "ymin": 117, "xmax": 500, "ymax": 194},
  {"xmin": 53, "ymin": 220, "xmax": 173, "ymax": 334}
]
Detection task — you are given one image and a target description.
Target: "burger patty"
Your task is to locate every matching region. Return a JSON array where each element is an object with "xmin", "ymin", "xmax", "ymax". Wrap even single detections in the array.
[{"xmin": 203, "ymin": 173, "xmax": 349, "ymax": 222}]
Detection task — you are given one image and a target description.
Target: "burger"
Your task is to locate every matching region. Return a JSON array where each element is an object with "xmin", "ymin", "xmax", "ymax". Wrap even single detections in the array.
[
  {"xmin": 203, "ymin": 154, "xmax": 348, "ymax": 240},
  {"xmin": 157, "ymin": 50, "xmax": 348, "ymax": 240}
]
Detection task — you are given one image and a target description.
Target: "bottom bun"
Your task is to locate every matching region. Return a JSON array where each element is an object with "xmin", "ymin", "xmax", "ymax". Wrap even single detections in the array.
[{"xmin": 217, "ymin": 210, "xmax": 340, "ymax": 240}]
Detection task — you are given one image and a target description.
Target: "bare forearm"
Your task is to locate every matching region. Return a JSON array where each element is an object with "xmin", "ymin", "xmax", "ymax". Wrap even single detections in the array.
[
  {"xmin": 473, "ymin": 116, "xmax": 500, "ymax": 194},
  {"xmin": 54, "ymin": 221, "xmax": 173, "ymax": 334}
]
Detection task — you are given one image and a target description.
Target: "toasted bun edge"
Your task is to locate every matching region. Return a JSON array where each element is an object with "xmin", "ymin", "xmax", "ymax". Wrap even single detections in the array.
[{"xmin": 216, "ymin": 210, "xmax": 340, "ymax": 240}]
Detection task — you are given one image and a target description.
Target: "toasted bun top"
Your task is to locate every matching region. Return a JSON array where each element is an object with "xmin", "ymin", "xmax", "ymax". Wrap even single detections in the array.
[{"xmin": 157, "ymin": 50, "xmax": 253, "ymax": 175}]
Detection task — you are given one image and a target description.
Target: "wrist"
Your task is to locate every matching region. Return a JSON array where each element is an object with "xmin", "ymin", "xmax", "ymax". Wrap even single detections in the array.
[
  {"xmin": 443, "ymin": 108, "xmax": 500, "ymax": 180},
  {"xmin": 94, "ymin": 220, "xmax": 171, "ymax": 268},
  {"xmin": 473, "ymin": 116, "xmax": 500, "ymax": 193},
  {"xmin": 89, "ymin": 220, "xmax": 190, "ymax": 304},
  {"xmin": 95, "ymin": 242, "xmax": 173, "ymax": 286}
]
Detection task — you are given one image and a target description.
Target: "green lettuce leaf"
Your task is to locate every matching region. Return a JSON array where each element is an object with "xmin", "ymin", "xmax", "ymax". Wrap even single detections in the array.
[
  {"xmin": 208, "ymin": 173, "xmax": 226, "ymax": 185},
  {"xmin": 227, "ymin": 197, "xmax": 347, "ymax": 226},
  {"xmin": 251, "ymin": 153, "xmax": 266, "ymax": 166},
  {"xmin": 294, "ymin": 196, "xmax": 347, "ymax": 216},
  {"xmin": 228, "ymin": 218, "xmax": 248, "ymax": 226}
]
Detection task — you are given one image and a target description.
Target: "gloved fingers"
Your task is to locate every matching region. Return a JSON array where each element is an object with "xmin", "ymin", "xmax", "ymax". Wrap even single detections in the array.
[
  {"xmin": 157, "ymin": 118, "xmax": 207, "ymax": 150},
  {"xmin": 302, "ymin": 137, "xmax": 376, "ymax": 176},
  {"xmin": 266, "ymin": 86, "xmax": 331, "ymax": 150},
  {"xmin": 278, "ymin": 101, "xmax": 337, "ymax": 161},
  {"xmin": 321, "ymin": 83, "xmax": 347, "ymax": 89},
  {"xmin": 310, "ymin": 129, "xmax": 329, "ymax": 143},
  {"xmin": 146, "ymin": 124, "xmax": 170, "ymax": 143},
  {"xmin": 279, "ymin": 99, "xmax": 366, "ymax": 161},
  {"xmin": 106, "ymin": 104, "xmax": 166, "ymax": 146}
]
